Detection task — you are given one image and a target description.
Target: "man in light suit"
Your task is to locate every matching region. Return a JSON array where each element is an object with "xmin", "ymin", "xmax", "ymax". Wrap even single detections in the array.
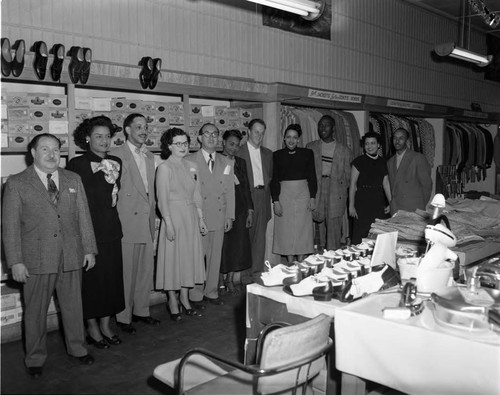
[
  {"xmin": 387, "ymin": 128, "xmax": 432, "ymax": 215},
  {"xmin": 2, "ymin": 134, "xmax": 97, "ymax": 378},
  {"xmin": 307, "ymin": 115, "xmax": 353, "ymax": 250},
  {"xmin": 236, "ymin": 119, "xmax": 273, "ymax": 282},
  {"xmin": 186, "ymin": 123, "xmax": 235, "ymax": 307},
  {"xmin": 111, "ymin": 113, "xmax": 160, "ymax": 334}
]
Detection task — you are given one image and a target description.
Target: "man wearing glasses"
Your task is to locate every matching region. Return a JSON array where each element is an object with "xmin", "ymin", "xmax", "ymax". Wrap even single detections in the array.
[
  {"xmin": 186, "ymin": 123, "xmax": 235, "ymax": 308},
  {"xmin": 111, "ymin": 113, "xmax": 160, "ymax": 334}
]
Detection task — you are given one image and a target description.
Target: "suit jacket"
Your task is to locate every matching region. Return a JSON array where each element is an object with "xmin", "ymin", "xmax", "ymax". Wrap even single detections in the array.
[
  {"xmin": 236, "ymin": 143, "xmax": 273, "ymax": 222},
  {"xmin": 110, "ymin": 144, "xmax": 156, "ymax": 243},
  {"xmin": 2, "ymin": 166, "xmax": 97, "ymax": 274},
  {"xmin": 186, "ymin": 151, "xmax": 235, "ymax": 232},
  {"xmin": 387, "ymin": 149, "xmax": 432, "ymax": 215},
  {"xmin": 233, "ymin": 156, "xmax": 254, "ymax": 215},
  {"xmin": 306, "ymin": 139, "xmax": 353, "ymax": 218}
]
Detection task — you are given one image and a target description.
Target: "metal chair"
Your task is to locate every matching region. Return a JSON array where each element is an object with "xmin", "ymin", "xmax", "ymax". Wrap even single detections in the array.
[{"xmin": 153, "ymin": 313, "xmax": 333, "ymax": 394}]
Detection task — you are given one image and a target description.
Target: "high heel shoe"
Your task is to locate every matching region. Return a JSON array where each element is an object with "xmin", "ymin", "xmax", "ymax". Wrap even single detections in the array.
[
  {"xmin": 167, "ymin": 304, "xmax": 182, "ymax": 322},
  {"xmin": 180, "ymin": 301, "xmax": 202, "ymax": 317},
  {"xmin": 102, "ymin": 334, "xmax": 122, "ymax": 345},
  {"xmin": 86, "ymin": 335, "xmax": 110, "ymax": 349}
]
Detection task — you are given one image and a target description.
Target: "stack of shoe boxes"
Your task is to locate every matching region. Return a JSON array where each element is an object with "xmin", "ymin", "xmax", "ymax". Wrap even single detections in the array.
[{"xmin": 2, "ymin": 92, "xmax": 68, "ymax": 149}]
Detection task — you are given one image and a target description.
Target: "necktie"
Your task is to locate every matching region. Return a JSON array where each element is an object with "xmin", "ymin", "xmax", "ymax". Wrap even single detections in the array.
[
  {"xmin": 208, "ymin": 153, "xmax": 214, "ymax": 173},
  {"xmin": 47, "ymin": 173, "xmax": 59, "ymax": 204}
]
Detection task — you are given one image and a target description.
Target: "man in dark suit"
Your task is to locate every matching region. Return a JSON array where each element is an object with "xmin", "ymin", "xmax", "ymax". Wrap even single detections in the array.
[
  {"xmin": 387, "ymin": 128, "xmax": 432, "ymax": 215},
  {"xmin": 307, "ymin": 115, "xmax": 352, "ymax": 250},
  {"xmin": 111, "ymin": 113, "xmax": 160, "ymax": 333},
  {"xmin": 186, "ymin": 123, "xmax": 235, "ymax": 307},
  {"xmin": 236, "ymin": 119, "xmax": 273, "ymax": 282},
  {"xmin": 2, "ymin": 133, "xmax": 98, "ymax": 378}
]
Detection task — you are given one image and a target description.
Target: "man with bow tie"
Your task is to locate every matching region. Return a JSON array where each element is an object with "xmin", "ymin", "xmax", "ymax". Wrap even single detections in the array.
[
  {"xmin": 111, "ymin": 113, "xmax": 160, "ymax": 333},
  {"xmin": 2, "ymin": 133, "xmax": 98, "ymax": 377}
]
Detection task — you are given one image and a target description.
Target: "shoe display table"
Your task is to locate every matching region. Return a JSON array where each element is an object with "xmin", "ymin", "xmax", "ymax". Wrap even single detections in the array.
[
  {"xmin": 245, "ymin": 283, "xmax": 346, "ymax": 395},
  {"xmin": 335, "ymin": 292, "xmax": 500, "ymax": 395}
]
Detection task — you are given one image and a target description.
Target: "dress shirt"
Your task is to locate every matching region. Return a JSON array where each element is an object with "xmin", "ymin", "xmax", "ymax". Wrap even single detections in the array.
[
  {"xmin": 127, "ymin": 140, "xmax": 149, "ymax": 193},
  {"xmin": 34, "ymin": 165, "xmax": 59, "ymax": 189},
  {"xmin": 247, "ymin": 143, "xmax": 264, "ymax": 187},
  {"xmin": 201, "ymin": 149, "xmax": 216, "ymax": 171},
  {"xmin": 396, "ymin": 149, "xmax": 407, "ymax": 169}
]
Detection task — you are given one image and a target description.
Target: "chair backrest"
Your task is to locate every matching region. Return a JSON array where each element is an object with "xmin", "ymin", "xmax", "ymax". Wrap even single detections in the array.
[{"xmin": 256, "ymin": 314, "xmax": 332, "ymax": 394}]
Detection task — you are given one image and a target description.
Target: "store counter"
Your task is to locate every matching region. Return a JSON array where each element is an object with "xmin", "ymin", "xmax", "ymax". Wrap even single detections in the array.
[{"xmin": 335, "ymin": 292, "xmax": 500, "ymax": 395}]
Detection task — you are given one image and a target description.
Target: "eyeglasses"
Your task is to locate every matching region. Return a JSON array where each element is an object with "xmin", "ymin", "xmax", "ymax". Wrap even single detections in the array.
[
  {"xmin": 202, "ymin": 131, "xmax": 219, "ymax": 138},
  {"xmin": 172, "ymin": 141, "xmax": 189, "ymax": 148}
]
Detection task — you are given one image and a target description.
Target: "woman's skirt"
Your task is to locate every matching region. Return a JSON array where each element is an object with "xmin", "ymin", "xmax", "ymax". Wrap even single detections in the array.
[{"xmin": 273, "ymin": 180, "xmax": 314, "ymax": 256}]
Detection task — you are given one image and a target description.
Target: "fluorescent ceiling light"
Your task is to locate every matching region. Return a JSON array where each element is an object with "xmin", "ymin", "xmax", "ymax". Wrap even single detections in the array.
[
  {"xmin": 434, "ymin": 42, "xmax": 492, "ymax": 67},
  {"xmin": 247, "ymin": 0, "xmax": 322, "ymax": 18}
]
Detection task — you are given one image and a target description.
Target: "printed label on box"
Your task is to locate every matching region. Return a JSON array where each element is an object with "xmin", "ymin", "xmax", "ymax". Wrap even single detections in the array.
[
  {"xmin": 169, "ymin": 115, "xmax": 184, "ymax": 125},
  {"xmin": 8, "ymin": 134, "xmax": 30, "ymax": 148},
  {"xmin": 8, "ymin": 107, "xmax": 29, "ymax": 121},
  {"xmin": 48, "ymin": 108, "xmax": 68, "ymax": 121},
  {"xmin": 189, "ymin": 117, "xmax": 204, "ymax": 127},
  {"xmin": 54, "ymin": 134, "xmax": 68, "ymax": 148},
  {"xmin": 48, "ymin": 95, "xmax": 67, "ymax": 108},
  {"xmin": 168, "ymin": 103, "xmax": 184, "ymax": 114},
  {"xmin": 29, "ymin": 109, "xmax": 49, "ymax": 122},
  {"xmin": 27, "ymin": 94, "xmax": 49, "ymax": 107},
  {"xmin": 110, "ymin": 111, "xmax": 127, "ymax": 125},
  {"xmin": 92, "ymin": 98, "xmax": 112, "ymax": 112},
  {"xmin": 28, "ymin": 122, "xmax": 50, "ymax": 134},
  {"xmin": 74, "ymin": 110, "xmax": 93, "ymax": 124},
  {"xmin": 1, "ymin": 294, "xmax": 17, "ymax": 310},
  {"xmin": 49, "ymin": 121, "xmax": 69, "ymax": 134},
  {"xmin": 190, "ymin": 104, "xmax": 202, "ymax": 116},
  {"xmin": 111, "ymin": 132, "xmax": 126, "ymax": 148},
  {"xmin": 1, "ymin": 103, "xmax": 7, "ymax": 119},
  {"xmin": 240, "ymin": 109, "xmax": 252, "ymax": 119},
  {"xmin": 7, "ymin": 93, "xmax": 29, "ymax": 107},
  {"xmin": 140, "ymin": 101, "xmax": 157, "ymax": 113},
  {"xmin": 8, "ymin": 122, "xmax": 29, "ymax": 134},
  {"xmin": 1, "ymin": 133, "xmax": 8, "ymax": 147},
  {"xmin": 215, "ymin": 106, "xmax": 227, "ymax": 117},
  {"xmin": 75, "ymin": 97, "xmax": 93, "ymax": 110},
  {"xmin": 155, "ymin": 103, "xmax": 168, "ymax": 113},
  {"xmin": 145, "ymin": 114, "xmax": 157, "ymax": 124},
  {"xmin": 201, "ymin": 106, "xmax": 215, "ymax": 117},
  {"xmin": 1, "ymin": 310, "xmax": 17, "ymax": 326},
  {"xmin": 154, "ymin": 115, "xmax": 168, "ymax": 125},
  {"xmin": 226, "ymin": 109, "xmax": 240, "ymax": 119},
  {"xmin": 144, "ymin": 136, "xmax": 157, "ymax": 148},
  {"xmin": 215, "ymin": 117, "xmax": 228, "ymax": 128}
]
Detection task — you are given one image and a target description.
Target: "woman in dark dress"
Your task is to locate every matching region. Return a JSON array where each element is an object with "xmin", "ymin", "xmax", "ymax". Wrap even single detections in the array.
[
  {"xmin": 67, "ymin": 116, "xmax": 125, "ymax": 348},
  {"xmin": 348, "ymin": 132, "xmax": 392, "ymax": 244},
  {"xmin": 220, "ymin": 130, "xmax": 253, "ymax": 293},
  {"xmin": 271, "ymin": 124, "xmax": 317, "ymax": 263}
]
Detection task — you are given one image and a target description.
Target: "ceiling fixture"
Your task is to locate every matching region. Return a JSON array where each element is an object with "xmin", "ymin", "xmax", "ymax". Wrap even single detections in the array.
[
  {"xmin": 468, "ymin": 0, "xmax": 500, "ymax": 28},
  {"xmin": 247, "ymin": 0, "xmax": 325, "ymax": 20},
  {"xmin": 434, "ymin": 0, "xmax": 493, "ymax": 67},
  {"xmin": 434, "ymin": 42, "xmax": 492, "ymax": 66}
]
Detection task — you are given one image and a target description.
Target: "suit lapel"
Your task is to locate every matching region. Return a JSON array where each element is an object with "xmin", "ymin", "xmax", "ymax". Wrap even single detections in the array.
[
  {"xmin": 27, "ymin": 166, "xmax": 58, "ymax": 208},
  {"xmin": 123, "ymin": 144, "xmax": 148, "ymax": 201},
  {"xmin": 240, "ymin": 144, "xmax": 254, "ymax": 185}
]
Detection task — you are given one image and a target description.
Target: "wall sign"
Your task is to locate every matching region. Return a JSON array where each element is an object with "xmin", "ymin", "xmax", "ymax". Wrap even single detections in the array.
[
  {"xmin": 308, "ymin": 89, "xmax": 363, "ymax": 103},
  {"xmin": 387, "ymin": 99, "xmax": 425, "ymax": 111}
]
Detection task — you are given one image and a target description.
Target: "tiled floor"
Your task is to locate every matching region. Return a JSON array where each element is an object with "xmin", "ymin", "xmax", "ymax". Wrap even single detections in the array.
[{"xmin": 1, "ymin": 289, "xmax": 247, "ymax": 394}]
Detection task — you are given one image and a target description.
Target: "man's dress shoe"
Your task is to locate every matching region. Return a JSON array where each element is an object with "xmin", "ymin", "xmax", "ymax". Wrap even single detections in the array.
[
  {"xmin": 26, "ymin": 366, "xmax": 43, "ymax": 378},
  {"xmin": 1, "ymin": 37, "xmax": 12, "ymax": 77},
  {"xmin": 204, "ymin": 297, "xmax": 225, "ymax": 306},
  {"xmin": 68, "ymin": 46, "xmax": 83, "ymax": 84},
  {"xmin": 32, "ymin": 41, "xmax": 48, "ymax": 80},
  {"xmin": 11, "ymin": 39, "xmax": 25, "ymax": 77},
  {"xmin": 138, "ymin": 56, "xmax": 153, "ymax": 89},
  {"xmin": 149, "ymin": 58, "xmax": 162, "ymax": 89},
  {"xmin": 80, "ymin": 47, "xmax": 92, "ymax": 84},
  {"xmin": 132, "ymin": 315, "xmax": 160, "ymax": 325},
  {"xmin": 74, "ymin": 354, "xmax": 95, "ymax": 365},
  {"xmin": 116, "ymin": 322, "xmax": 137, "ymax": 334},
  {"xmin": 50, "ymin": 43, "xmax": 65, "ymax": 81}
]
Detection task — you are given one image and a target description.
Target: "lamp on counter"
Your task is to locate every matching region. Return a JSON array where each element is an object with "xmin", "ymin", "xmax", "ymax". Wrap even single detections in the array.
[
  {"xmin": 434, "ymin": 42, "xmax": 493, "ymax": 67},
  {"xmin": 246, "ymin": 0, "xmax": 325, "ymax": 20}
]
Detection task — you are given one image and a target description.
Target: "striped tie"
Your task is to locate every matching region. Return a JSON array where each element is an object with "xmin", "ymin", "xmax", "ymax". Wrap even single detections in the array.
[
  {"xmin": 47, "ymin": 173, "xmax": 59, "ymax": 204},
  {"xmin": 208, "ymin": 153, "xmax": 214, "ymax": 173}
]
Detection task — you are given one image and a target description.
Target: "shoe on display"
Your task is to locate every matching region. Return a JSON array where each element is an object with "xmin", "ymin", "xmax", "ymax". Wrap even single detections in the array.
[
  {"xmin": 32, "ymin": 41, "xmax": 48, "ymax": 80},
  {"xmin": 149, "ymin": 57, "xmax": 161, "ymax": 89},
  {"xmin": 80, "ymin": 47, "xmax": 92, "ymax": 84},
  {"xmin": 50, "ymin": 43, "xmax": 65, "ymax": 81},
  {"xmin": 11, "ymin": 39, "xmax": 25, "ymax": 77},
  {"xmin": 68, "ymin": 46, "xmax": 84, "ymax": 84},
  {"xmin": 260, "ymin": 261, "xmax": 297, "ymax": 286},
  {"xmin": 1, "ymin": 37, "xmax": 12, "ymax": 77},
  {"xmin": 290, "ymin": 275, "xmax": 330, "ymax": 297},
  {"xmin": 138, "ymin": 56, "xmax": 153, "ymax": 89}
]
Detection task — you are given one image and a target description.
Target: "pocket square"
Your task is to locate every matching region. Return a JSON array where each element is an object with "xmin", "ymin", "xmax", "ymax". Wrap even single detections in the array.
[
  {"xmin": 69, "ymin": 188, "xmax": 76, "ymax": 193},
  {"xmin": 223, "ymin": 165, "xmax": 231, "ymax": 175}
]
